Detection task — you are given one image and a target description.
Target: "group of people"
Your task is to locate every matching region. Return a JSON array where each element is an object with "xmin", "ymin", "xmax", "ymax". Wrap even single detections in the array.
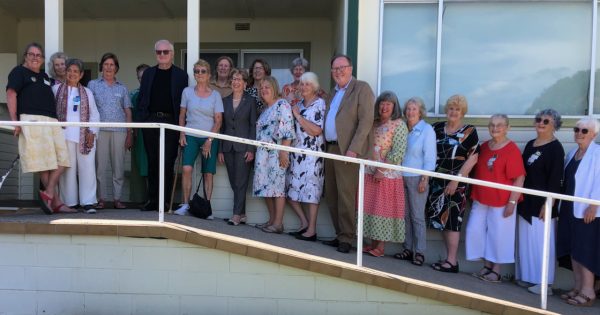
[{"xmin": 6, "ymin": 40, "xmax": 600, "ymax": 307}]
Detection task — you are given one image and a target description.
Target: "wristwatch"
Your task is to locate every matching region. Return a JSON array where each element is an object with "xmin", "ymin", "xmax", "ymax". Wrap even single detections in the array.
[{"xmin": 508, "ymin": 200, "xmax": 516, "ymax": 205}]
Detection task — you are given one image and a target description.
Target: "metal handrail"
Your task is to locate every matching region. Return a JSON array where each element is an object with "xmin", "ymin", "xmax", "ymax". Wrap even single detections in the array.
[{"xmin": 2, "ymin": 120, "xmax": 598, "ymax": 310}]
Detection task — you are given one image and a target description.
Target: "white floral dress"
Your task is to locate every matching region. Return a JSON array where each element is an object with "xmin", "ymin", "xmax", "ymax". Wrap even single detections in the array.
[
  {"xmin": 253, "ymin": 99, "xmax": 295, "ymax": 197},
  {"xmin": 286, "ymin": 98, "xmax": 325, "ymax": 204}
]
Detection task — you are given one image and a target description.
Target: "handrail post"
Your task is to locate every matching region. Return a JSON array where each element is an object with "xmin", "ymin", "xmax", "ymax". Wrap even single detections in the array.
[
  {"xmin": 158, "ymin": 126, "xmax": 165, "ymax": 223},
  {"xmin": 356, "ymin": 162, "xmax": 365, "ymax": 267},
  {"xmin": 540, "ymin": 196, "xmax": 553, "ymax": 309}
]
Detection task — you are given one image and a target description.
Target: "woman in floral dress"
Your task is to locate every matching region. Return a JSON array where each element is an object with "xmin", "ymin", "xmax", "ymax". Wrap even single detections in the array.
[
  {"xmin": 253, "ymin": 76, "xmax": 295, "ymax": 234},
  {"xmin": 426, "ymin": 95, "xmax": 479, "ymax": 273},
  {"xmin": 286, "ymin": 72, "xmax": 326, "ymax": 241},
  {"xmin": 363, "ymin": 91, "xmax": 408, "ymax": 257}
]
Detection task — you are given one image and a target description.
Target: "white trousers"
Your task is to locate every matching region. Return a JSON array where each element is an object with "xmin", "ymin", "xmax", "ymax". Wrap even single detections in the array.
[
  {"xmin": 466, "ymin": 201, "xmax": 516, "ymax": 264},
  {"xmin": 60, "ymin": 140, "xmax": 97, "ymax": 207},
  {"xmin": 516, "ymin": 215, "xmax": 556, "ymax": 284},
  {"xmin": 96, "ymin": 130, "xmax": 126, "ymax": 200}
]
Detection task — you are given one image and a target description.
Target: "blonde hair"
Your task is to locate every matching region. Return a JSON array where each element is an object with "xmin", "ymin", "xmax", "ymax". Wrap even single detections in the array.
[
  {"xmin": 444, "ymin": 94, "xmax": 468, "ymax": 116},
  {"xmin": 193, "ymin": 59, "xmax": 211, "ymax": 77},
  {"xmin": 261, "ymin": 76, "xmax": 280, "ymax": 99}
]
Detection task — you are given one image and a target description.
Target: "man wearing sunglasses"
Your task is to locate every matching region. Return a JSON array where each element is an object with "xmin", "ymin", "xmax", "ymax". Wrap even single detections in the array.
[{"xmin": 136, "ymin": 39, "xmax": 188, "ymax": 211}]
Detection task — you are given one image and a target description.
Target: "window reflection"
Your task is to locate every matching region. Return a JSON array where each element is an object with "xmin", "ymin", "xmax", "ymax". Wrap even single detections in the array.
[{"xmin": 440, "ymin": 1, "xmax": 591, "ymax": 115}]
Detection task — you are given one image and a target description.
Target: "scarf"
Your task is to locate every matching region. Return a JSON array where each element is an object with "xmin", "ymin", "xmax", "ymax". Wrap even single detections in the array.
[{"xmin": 55, "ymin": 83, "xmax": 92, "ymax": 155}]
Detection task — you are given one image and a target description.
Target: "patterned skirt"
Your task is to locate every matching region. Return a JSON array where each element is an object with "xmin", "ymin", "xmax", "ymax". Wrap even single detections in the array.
[{"xmin": 363, "ymin": 174, "xmax": 405, "ymax": 242}]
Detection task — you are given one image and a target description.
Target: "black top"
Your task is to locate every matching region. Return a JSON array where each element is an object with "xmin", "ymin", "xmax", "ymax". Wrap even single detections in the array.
[
  {"xmin": 149, "ymin": 67, "xmax": 173, "ymax": 114},
  {"xmin": 518, "ymin": 139, "xmax": 565, "ymax": 223},
  {"xmin": 6, "ymin": 65, "xmax": 57, "ymax": 118}
]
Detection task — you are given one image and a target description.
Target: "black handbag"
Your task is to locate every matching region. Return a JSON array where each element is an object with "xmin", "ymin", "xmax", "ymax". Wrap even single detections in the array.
[{"xmin": 188, "ymin": 176, "xmax": 212, "ymax": 219}]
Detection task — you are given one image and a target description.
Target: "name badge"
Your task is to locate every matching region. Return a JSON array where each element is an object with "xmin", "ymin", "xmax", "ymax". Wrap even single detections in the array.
[
  {"xmin": 456, "ymin": 132, "xmax": 465, "ymax": 139},
  {"xmin": 73, "ymin": 95, "xmax": 81, "ymax": 104},
  {"xmin": 114, "ymin": 93, "xmax": 121, "ymax": 98},
  {"xmin": 43, "ymin": 79, "xmax": 51, "ymax": 86}
]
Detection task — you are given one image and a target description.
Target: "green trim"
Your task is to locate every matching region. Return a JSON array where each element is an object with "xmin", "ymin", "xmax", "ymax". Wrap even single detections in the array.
[{"xmin": 347, "ymin": 0, "xmax": 359, "ymax": 77}]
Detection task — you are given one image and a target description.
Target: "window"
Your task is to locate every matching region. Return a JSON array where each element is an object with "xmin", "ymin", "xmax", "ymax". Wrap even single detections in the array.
[{"xmin": 381, "ymin": 3, "xmax": 437, "ymax": 111}]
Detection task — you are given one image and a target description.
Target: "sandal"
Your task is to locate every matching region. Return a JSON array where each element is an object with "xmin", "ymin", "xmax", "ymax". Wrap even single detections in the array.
[
  {"xmin": 478, "ymin": 270, "xmax": 502, "ymax": 283},
  {"xmin": 567, "ymin": 293, "xmax": 596, "ymax": 307},
  {"xmin": 113, "ymin": 200, "xmax": 127, "ymax": 209},
  {"xmin": 95, "ymin": 200, "xmax": 105, "ymax": 209},
  {"xmin": 240, "ymin": 216, "xmax": 247, "ymax": 224},
  {"xmin": 560, "ymin": 289, "xmax": 579, "ymax": 300},
  {"xmin": 38, "ymin": 190, "xmax": 54, "ymax": 215},
  {"xmin": 472, "ymin": 266, "xmax": 492, "ymax": 278},
  {"xmin": 411, "ymin": 253, "xmax": 425, "ymax": 266},
  {"xmin": 262, "ymin": 224, "xmax": 283, "ymax": 234},
  {"xmin": 256, "ymin": 221, "xmax": 271, "ymax": 229},
  {"xmin": 362, "ymin": 245, "xmax": 373, "ymax": 253},
  {"xmin": 228, "ymin": 215, "xmax": 241, "ymax": 226},
  {"xmin": 368, "ymin": 248, "xmax": 385, "ymax": 257},
  {"xmin": 431, "ymin": 260, "xmax": 459, "ymax": 273},
  {"xmin": 52, "ymin": 203, "xmax": 77, "ymax": 214},
  {"xmin": 393, "ymin": 249, "xmax": 413, "ymax": 261}
]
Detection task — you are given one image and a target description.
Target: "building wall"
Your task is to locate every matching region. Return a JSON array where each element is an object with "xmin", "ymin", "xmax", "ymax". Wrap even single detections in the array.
[
  {"xmin": 15, "ymin": 17, "xmax": 334, "ymax": 90},
  {"xmin": 0, "ymin": 234, "xmax": 480, "ymax": 315},
  {"xmin": 0, "ymin": 7, "xmax": 18, "ymax": 54}
]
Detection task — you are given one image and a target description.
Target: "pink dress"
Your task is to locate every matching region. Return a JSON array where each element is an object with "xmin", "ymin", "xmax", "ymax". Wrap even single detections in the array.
[{"xmin": 363, "ymin": 118, "xmax": 408, "ymax": 242}]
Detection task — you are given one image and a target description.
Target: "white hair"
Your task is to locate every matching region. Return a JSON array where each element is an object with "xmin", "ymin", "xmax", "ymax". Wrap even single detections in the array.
[
  {"xmin": 154, "ymin": 39, "xmax": 174, "ymax": 51},
  {"xmin": 576, "ymin": 117, "xmax": 600, "ymax": 135},
  {"xmin": 299, "ymin": 72, "xmax": 320, "ymax": 93}
]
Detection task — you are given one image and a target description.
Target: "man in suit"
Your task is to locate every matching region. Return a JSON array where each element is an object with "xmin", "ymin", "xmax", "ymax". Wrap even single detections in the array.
[
  {"xmin": 136, "ymin": 39, "xmax": 189, "ymax": 211},
  {"xmin": 323, "ymin": 54, "xmax": 375, "ymax": 253}
]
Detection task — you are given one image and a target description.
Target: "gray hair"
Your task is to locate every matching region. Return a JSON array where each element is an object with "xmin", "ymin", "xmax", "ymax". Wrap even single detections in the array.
[
  {"xmin": 535, "ymin": 108, "xmax": 562, "ymax": 130},
  {"xmin": 290, "ymin": 57, "xmax": 309, "ymax": 73},
  {"xmin": 576, "ymin": 117, "xmax": 600, "ymax": 135},
  {"xmin": 403, "ymin": 97, "xmax": 427, "ymax": 119},
  {"xmin": 154, "ymin": 39, "xmax": 174, "ymax": 51},
  {"xmin": 48, "ymin": 51, "xmax": 68, "ymax": 78},
  {"xmin": 299, "ymin": 72, "xmax": 320, "ymax": 93},
  {"xmin": 66, "ymin": 58, "xmax": 84, "ymax": 73},
  {"xmin": 490, "ymin": 113, "xmax": 509, "ymax": 126},
  {"xmin": 375, "ymin": 91, "xmax": 402, "ymax": 121}
]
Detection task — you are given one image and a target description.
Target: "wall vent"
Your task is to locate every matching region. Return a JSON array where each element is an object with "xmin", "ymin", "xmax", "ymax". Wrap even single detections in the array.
[{"xmin": 235, "ymin": 23, "xmax": 250, "ymax": 31}]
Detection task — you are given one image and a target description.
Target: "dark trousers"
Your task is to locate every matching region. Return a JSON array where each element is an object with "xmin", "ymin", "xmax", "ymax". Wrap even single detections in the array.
[
  {"xmin": 223, "ymin": 151, "xmax": 252, "ymax": 215},
  {"xmin": 142, "ymin": 118, "xmax": 179, "ymax": 205},
  {"xmin": 324, "ymin": 143, "xmax": 359, "ymax": 244}
]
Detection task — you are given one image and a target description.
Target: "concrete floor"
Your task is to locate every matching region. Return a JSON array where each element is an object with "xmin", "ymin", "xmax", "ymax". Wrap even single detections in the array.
[{"xmin": 1, "ymin": 207, "xmax": 598, "ymax": 315}]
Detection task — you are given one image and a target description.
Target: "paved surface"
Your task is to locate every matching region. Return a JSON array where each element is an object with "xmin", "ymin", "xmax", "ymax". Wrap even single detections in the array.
[{"xmin": 1, "ymin": 208, "xmax": 599, "ymax": 315}]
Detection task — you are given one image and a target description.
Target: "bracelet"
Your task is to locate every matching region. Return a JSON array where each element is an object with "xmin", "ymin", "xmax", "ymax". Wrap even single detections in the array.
[
  {"xmin": 508, "ymin": 200, "xmax": 516, "ymax": 205},
  {"xmin": 207, "ymin": 138, "xmax": 212, "ymax": 142}
]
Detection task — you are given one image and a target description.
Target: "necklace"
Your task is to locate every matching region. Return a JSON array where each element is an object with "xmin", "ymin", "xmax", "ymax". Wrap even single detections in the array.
[{"xmin": 489, "ymin": 138, "xmax": 508, "ymax": 150}]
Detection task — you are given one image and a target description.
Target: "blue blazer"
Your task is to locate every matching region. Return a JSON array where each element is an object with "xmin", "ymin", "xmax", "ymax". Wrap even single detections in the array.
[{"xmin": 136, "ymin": 64, "xmax": 188, "ymax": 123}]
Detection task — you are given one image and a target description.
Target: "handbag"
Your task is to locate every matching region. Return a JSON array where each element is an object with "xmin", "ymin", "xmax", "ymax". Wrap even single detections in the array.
[{"xmin": 188, "ymin": 176, "xmax": 212, "ymax": 219}]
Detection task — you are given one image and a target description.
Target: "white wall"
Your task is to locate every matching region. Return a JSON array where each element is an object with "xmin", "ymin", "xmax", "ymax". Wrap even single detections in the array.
[
  {"xmin": 16, "ymin": 17, "xmax": 333, "ymax": 90},
  {"xmin": 356, "ymin": 0, "xmax": 380, "ymax": 87},
  {"xmin": 0, "ymin": 234, "xmax": 480, "ymax": 315}
]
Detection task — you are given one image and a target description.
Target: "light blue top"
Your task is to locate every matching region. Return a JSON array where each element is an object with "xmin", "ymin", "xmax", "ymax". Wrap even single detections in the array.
[
  {"xmin": 87, "ymin": 78, "xmax": 132, "ymax": 132},
  {"xmin": 180, "ymin": 88, "xmax": 224, "ymax": 136},
  {"xmin": 402, "ymin": 119, "xmax": 437, "ymax": 177},
  {"xmin": 324, "ymin": 79, "xmax": 351, "ymax": 142}
]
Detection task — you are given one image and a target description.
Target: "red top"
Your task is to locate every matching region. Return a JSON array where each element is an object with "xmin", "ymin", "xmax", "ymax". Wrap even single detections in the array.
[{"xmin": 471, "ymin": 141, "xmax": 526, "ymax": 207}]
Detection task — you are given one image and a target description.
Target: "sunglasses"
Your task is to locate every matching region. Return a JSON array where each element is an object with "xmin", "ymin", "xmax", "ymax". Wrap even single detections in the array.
[
  {"xmin": 193, "ymin": 69, "xmax": 208, "ymax": 74},
  {"xmin": 535, "ymin": 117, "xmax": 551, "ymax": 125},
  {"xmin": 155, "ymin": 50, "xmax": 171, "ymax": 56},
  {"xmin": 573, "ymin": 127, "xmax": 589, "ymax": 135}
]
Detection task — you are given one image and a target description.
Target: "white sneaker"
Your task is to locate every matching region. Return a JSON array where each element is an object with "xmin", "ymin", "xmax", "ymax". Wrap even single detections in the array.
[
  {"xmin": 86, "ymin": 208, "xmax": 97, "ymax": 214},
  {"xmin": 528, "ymin": 284, "xmax": 553, "ymax": 295},
  {"xmin": 174, "ymin": 204, "xmax": 190, "ymax": 216}
]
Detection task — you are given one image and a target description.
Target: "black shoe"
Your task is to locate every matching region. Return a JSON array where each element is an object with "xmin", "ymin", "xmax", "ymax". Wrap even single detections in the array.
[
  {"xmin": 295, "ymin": 233, "xmax": 317, "ymax": 242},
  {"xmin": 337, "ymin": 242, "xmax": 351, "ymax": 253},
  {"xmin": 322, "ymin": 239, "xmax": 340, "ymax": 247},
  {"xmin": 83, "ymin": 204, "xmax": 94, "ymax": 211},
  {"xmin": 140, "ymin": 202, "xmax": 158, "ymax": 211},
  {"xmin": 288, "ymin": 227, "xmax": 308, "ymax": 236}
]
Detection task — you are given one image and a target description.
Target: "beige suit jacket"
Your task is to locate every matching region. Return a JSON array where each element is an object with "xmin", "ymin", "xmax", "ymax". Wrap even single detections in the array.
[{"xmin": 325, "ymin": 78, "xmax": 375, "ymax": 158}]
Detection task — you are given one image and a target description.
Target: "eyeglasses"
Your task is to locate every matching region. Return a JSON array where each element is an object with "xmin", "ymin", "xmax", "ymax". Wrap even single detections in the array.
[
  {"xmin": 488, "ymin": 123, "xmax": 507, "ymax": 129},
  {"xmin": 574, "ymin": 127, "xmax": 589, "ymax": 134},
  {"xmin": 155, "ymin": 50, "xmax": 171, "ymax": 56},
  {"xmin": 26, "ymin": 52, "xmax": 43, "ymax": 59},
  {"xmin": 253, "ymin": 66, "xmax": 264, "ymax": 71},
  {"xmin": 331, "ymin": 65, "xmax": 351, "ymax": 73},
  {"xmin": 535, "ymin": 117, "xmax": 551, "ymax": 125},
  {"xmin": 193, "ymin": 69, "xmax": 208, "ymax": 74}
]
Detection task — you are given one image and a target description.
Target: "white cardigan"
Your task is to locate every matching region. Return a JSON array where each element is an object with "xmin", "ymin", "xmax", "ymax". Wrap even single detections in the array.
[{"xmin": 564, "ymin": 142, "xmax": 600, "ymax": 218}]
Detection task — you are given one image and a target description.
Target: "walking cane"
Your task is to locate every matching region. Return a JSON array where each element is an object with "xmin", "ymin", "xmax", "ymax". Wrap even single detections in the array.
[
  {"xmin": 0, "ymin": 155, "xmax": 20, "ymax": 190},
  {"xmin": 168, "ymin": 147, "xmax": 182, "ymax": 213}
]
